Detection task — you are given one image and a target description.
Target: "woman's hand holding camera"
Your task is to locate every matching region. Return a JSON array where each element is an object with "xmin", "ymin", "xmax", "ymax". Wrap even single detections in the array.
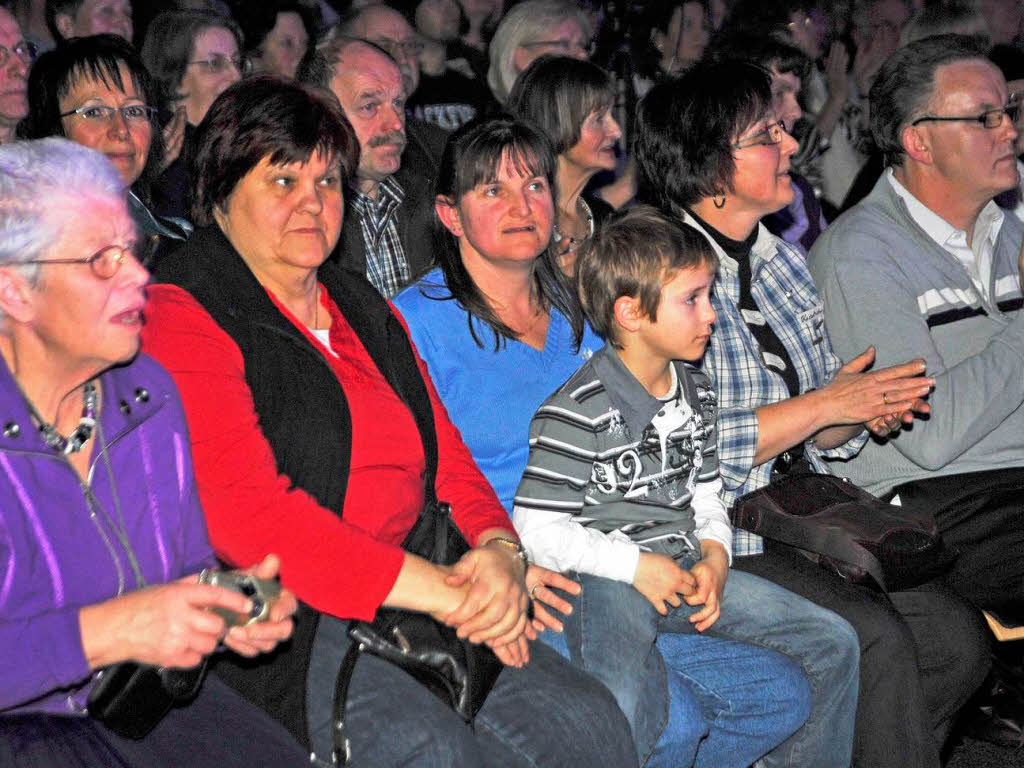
[
  {"xmin": 80, "ymin": 554, "xmax": 296, "ymax": 670},
  {"xmin": 220, "ymin": 555, "xmax": 297, "ymax": 658}
]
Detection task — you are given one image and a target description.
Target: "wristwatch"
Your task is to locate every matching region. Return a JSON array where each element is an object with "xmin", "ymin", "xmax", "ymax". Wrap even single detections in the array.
[{"xmin": 486, "ymin": 537, "xmax": 529, "ymax": 571}]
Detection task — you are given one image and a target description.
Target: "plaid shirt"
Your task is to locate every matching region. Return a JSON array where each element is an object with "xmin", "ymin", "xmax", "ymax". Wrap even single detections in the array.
[
  {"xmin": 683, "ymin": 213, "xmax": 867, "ymax": 556},
  {"xmin": 349, "ymin": 176, "xmax": 411, "ymax": 297}
]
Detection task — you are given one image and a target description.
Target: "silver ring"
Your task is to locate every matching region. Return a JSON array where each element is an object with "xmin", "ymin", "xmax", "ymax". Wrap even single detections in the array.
[{"xmin": 529, "ymin": 583, "xmax": 541, "ymax": 598}]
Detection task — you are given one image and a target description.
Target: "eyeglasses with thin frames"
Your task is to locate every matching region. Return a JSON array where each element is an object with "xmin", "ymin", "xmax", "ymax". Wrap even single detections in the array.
[
  {"xmin": 519, "ymin": 38, "xmax": 595, "ymax": 57},
  {"xmin": 0, "ymin": 40, "xmax": 36, "ymax": 67},
  {"xmin": 188, "ymin": 53, "xmax": 250, "ymax": 75},
  {"xmin": 60, "ymin": 104, "xmax": 157, "ymax": 124},
  {"xmin": 732, "ymin": 120, "xmax": 788, "ymax": 150},
  {"xmin": 911, "ymin": 97, "xmax": 1022, "ymax": 130},
  {"xmin": 21, "ymin": 244, "xmax": 136, "ymax": 280},
  {"xmin": 367, "ymin": 38, "xmax": 425, "ymax": 58}
]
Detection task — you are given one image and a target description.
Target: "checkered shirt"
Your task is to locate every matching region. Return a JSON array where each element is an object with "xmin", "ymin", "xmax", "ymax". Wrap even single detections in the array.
[
  {"xmin": 349, "ymin": 176, "xmax": 412, "ymax": 297},
  {"xmin": 683, "ymin": 214, "xmax": 868, "ymax": 556}
]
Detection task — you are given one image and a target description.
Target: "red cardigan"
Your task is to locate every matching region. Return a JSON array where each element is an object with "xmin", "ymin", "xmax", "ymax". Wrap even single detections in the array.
[{"xmin": 142, "ymin": 283, "xmax": 512, "ymax": 621}]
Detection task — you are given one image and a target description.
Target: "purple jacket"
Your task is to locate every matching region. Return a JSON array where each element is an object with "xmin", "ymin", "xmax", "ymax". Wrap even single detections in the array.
[{"xmin": 0, "ymin": 353, "xmax": 214, "ymax": 715}]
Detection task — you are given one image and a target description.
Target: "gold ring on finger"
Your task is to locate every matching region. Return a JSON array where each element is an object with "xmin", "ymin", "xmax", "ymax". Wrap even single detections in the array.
[{"xmin": 882, "ymin": 391, "xmax": 890, "ymax": 405}]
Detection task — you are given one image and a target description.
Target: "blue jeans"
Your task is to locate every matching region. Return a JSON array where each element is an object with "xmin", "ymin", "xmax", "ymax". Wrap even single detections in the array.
[
  {"xmin": 656, "ymin": 569, "xmax": 859, "ymax": 768},
  {"xmin": 552, "ymin": 569, "xmax": 856, "ymax": 768},
  {"xmin": 306, "ymin": 615, "xmax": 637, "ymax": 767},
  {"xmin": 541, "ymin": 626, "xmax": 811, "ymax": 768}
]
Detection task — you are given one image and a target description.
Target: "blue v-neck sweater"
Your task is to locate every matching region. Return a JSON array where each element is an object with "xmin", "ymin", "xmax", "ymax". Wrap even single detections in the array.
[{"xmin": 393, "ymin": 268, "xmax": 602, "ymax": 513}]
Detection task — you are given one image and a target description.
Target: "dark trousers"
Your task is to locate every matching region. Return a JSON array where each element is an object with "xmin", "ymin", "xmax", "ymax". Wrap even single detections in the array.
[
  {"xmin": 0, "ymin": 675, "xmax": 309, "ymax": 768},
  {"xmin": 735, "ymin": 542, "xmax": 990, "ymax": 768},
  {"xmin": 893, "ymin": 467, "xmax": 1024, "ymax": 621}
]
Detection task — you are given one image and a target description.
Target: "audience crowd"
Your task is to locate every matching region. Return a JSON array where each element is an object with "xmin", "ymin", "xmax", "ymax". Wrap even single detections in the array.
[{"xmin": 1, "ymin": 0, "xmax": 1023, "ymax": 766}]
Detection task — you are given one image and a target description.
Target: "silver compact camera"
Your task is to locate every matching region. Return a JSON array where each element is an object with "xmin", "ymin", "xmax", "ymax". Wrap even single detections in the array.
[{"xmin": 199, "ymin": 569, "xmax": 282, "ymax": 627}]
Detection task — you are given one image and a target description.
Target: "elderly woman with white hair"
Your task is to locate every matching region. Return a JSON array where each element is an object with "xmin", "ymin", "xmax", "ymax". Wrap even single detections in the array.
[
  {"xmin": 486, "ymin": 0, "xmax": 592, "ymax": 103},
  {"xmin": 0, "ymin": 138, "xmax": 304, "ymax": 768}
]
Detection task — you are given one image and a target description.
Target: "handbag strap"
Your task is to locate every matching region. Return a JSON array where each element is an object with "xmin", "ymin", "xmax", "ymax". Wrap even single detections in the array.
[
  {"xmin": 765, "ymin": 511, "xmax": 890, "ymax": 591},
  {"xmin": 328, "ymin": 316, "xmax": 445, "ymax": 765},
  {"xmin": 330, "ymin": 642, "xmax": 362, "ymax": 765}
]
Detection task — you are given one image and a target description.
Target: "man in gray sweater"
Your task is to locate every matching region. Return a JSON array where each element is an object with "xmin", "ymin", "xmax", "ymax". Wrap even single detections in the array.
[{"xmin": 809, "ymin": 34, "xmax": 1024, "ymax": 622}]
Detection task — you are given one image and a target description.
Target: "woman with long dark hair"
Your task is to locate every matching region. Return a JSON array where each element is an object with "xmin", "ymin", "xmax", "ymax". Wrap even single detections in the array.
[{"xmin": 393, "ymin": 116, "xmax": 849, "ymax": 767}]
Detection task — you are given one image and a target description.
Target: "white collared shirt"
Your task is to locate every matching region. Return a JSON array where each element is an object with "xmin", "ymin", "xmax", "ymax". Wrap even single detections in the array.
[{"xmin": 887, "ymin": 168, "xmax": 1004, "ymax": 300}]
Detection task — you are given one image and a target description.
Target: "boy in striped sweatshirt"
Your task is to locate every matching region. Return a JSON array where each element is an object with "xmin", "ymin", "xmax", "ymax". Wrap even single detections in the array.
[{"xmin": 513, "ymin": 207, "xmax": 813, "ymax": 763}]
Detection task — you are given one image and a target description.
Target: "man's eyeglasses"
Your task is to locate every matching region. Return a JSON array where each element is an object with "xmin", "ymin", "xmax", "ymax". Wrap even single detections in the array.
[
  {"xmin": 732, "ymin": 120, "xmax": 788, "ymax": 149},
  {"xmin": 188, "ymin": 54, "xmax": 250, "ymax": 75},
  {"xmin": 911, "ymin": 99, "xmax": 1022, "ymax": 130},
  {"xmin": 367, "ymin": 38, "xmax": 425, "ymax": 58},
  {"xmin": 60, "ymin": 104, "xmax": 157, "ymax": 124},
  {"xmin": 21, "ymin": 244, "xmax": 135, "ymax": 280},
  {"xmin": 0, "ymin": 40, "xmax": 37, "ymax": 67},
  {"xmin": 519, "ymin": 38, "xmax": 595, "ymax": 57}
]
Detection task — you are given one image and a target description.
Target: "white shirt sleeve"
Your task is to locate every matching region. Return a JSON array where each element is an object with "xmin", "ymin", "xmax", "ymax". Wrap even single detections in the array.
[
  {"xmin": 691, "ymin": 476, "xmax": 733, "ymax": 565},
  {"xmin": 512, "ymin": 504, "xmax": 641, "ymax": 583}
]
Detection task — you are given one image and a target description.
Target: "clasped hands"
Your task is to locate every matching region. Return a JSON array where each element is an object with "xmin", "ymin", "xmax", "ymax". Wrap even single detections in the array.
[
  {"xmin": 438, "ymin": 542, "xmax": 581, "ymax": 668},
  {"xmin": 827, "ymin": 346, "xmax": 934, "ymax": 438},
  {"xmin": 633, "ymin": 541, "xmax": 730, "ymax": 632}
]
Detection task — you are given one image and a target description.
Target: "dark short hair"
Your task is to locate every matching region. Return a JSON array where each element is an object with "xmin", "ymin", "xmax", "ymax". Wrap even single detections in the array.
[
  {"xmin": 708, "ymin": 32, "xmax": 810, "ymax": 80},
  {"xmin": 635, "ymin": 59, "xmax": 772, "ymax": 211},
  {"xmin": 869, "ymin": 34, "xmax": 990, "ymax": 168},
  {"xmin": 45, "ymin": 0, "xmax": 84, "ymax": 42},
  {"xmin": 140, "ymin": 10, "xmax": 244, "ymax": 112},
  {"xmin": 633, "ymin": 0, "xmax": 710, "ymax": 79},
  {"xmin": 720, "ymin": 0, "xmax": 813, "ymax": 35},
  {"xmin": 236, "ymin": 1, "xmax": 314, "ymax": 60},
  {"xmin": 190, "ymin": 76, "xmax": 358, "ymax": 226},
  {"xmin": 432, "ymin": 115, "xmax": 583, "ymax": 350},
  {"xmin": 17, "ymin": 34, "xmax": 163, "ymax": 202},
  {"xmin": 506, "ymin": 55, "xmax": 615, "ymax": 155},
  {"xmin": 578, "ymin": 206, "xmax": 717, "ymax": 348}
]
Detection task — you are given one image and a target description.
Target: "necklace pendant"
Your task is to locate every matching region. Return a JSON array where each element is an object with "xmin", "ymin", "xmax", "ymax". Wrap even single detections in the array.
[{"xmin": 29, "ymin": 381, "xmax": 98, "ymax": 455}]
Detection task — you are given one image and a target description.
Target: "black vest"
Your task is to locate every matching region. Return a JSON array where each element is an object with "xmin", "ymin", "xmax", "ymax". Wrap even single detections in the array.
[{"xmin": 153, "ymin": 225, "xmax": 440, "ymax": 745}]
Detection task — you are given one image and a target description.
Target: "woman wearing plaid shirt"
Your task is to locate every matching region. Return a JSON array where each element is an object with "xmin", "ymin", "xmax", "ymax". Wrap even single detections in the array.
[{"xmin": 634, "ymin": 60, "xmax": 990, "ymax": 768}]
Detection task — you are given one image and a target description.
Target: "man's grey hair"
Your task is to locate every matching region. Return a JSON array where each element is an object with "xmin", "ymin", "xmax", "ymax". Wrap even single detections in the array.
[
  {"xmin": 486, "ymin": 0, "xmax": 591, "ymax": 104},
  {"xmin": 869, "ymin": 34, "xmax": 990, "ymax": 168},
  {"xmin": 299, "ymin": 34, "xmax": 397, "ymax": 91},
  {"xmin": 0, "ymin": 138, "xmax": 123, "ymax": 284}
]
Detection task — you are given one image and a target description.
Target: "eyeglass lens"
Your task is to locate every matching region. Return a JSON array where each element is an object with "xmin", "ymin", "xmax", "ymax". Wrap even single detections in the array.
[{"xmin": 0, "ymin": 41, "xmax": 36, "ymax": 66}]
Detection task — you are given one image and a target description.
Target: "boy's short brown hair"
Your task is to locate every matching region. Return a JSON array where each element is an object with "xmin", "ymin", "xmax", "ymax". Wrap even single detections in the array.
[{"xmin": 577, "ymin": 206, "xmax": 718, "ymax": 348}]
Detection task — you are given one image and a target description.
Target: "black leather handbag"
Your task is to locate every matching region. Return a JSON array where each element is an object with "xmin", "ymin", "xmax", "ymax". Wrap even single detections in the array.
[
  {"xmin": 331, "ymin": 498, "xmax": 503, "ymax": 764},
  {"xmin": 731, "ymin": 470, "xmax": 957, "ymax": 593},
  {"xmin": 86, "ymin": 660, "xmax": 208, "ymax": 739}
]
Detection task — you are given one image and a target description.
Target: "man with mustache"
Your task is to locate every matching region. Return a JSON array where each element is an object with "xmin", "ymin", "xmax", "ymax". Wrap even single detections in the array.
[
  {"xmin": 810, "ymin": 35, "xmax": 1024, "ymax": 680},
  {"xmin": 302, "ymin": 37, "xmax": 445, "ymax": 296}
]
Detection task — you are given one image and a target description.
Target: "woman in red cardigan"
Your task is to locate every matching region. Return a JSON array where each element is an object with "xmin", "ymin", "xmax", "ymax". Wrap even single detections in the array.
[{"xmin": 141, "ymin": 77, "xmax": 636, "ymax": 767}]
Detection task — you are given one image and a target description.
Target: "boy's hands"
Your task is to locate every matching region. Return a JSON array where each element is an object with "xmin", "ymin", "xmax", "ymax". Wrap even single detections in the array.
[
  {"xmin": 633, "ymin": 552, "xmax": 697, "ymax": 615},
  {"xmin": 686, "ymin": 541, "xmax": 729, "ymax": 632}
]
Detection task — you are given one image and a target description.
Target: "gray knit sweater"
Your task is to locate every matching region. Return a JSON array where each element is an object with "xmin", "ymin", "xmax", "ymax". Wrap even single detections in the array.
[{"xmin": 808, "ymin": 174, "xmax": 1024, "ymax": 495}]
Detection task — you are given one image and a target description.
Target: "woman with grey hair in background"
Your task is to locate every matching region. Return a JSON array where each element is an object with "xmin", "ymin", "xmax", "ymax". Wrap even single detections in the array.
[
  {"xmin": 0, "ymin": 138, "xmax": 304, "ymax": 768},
  {"xmin": 486, "ymin": 0, "xmax": 591, "ymax": 103}
]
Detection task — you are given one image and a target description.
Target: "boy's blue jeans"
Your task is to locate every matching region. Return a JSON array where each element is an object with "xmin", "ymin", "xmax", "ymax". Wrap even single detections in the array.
[{"xmin": 547, "ymin": 568, "xmax": 859, "ymax": 767}]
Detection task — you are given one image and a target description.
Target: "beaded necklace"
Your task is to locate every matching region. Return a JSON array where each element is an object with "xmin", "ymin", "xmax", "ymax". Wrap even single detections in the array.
[
  {"xmin": 25, "ymin": 381, "xmax": 98, "ymax": 455},
  {"xmin": 552, "ymin": 197, "xmax": 595, "ymax": 255}
]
